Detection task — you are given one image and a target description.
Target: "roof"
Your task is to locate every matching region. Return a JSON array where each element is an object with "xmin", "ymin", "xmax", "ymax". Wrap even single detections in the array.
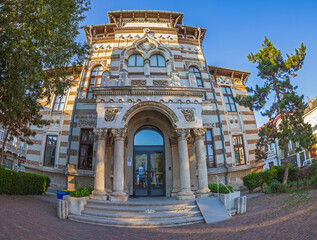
[
  {"xmin": 258, "ymin": 115, "xmax": 281, "ymax": 131},
  {"xmin": 208, "ymin": 66, "xmax": 250, "ymax": 83},
  {"xmin": 107, "ymin": 10, "xmax": 184, "ymax": 25}
]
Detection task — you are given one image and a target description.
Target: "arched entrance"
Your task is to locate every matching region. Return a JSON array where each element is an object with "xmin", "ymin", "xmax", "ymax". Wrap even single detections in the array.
[{"xmin": 133, "ymin": 126, "xmax": 165, "ymax": 197}]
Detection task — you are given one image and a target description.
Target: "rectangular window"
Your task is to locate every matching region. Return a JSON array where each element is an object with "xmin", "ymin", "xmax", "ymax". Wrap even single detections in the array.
[
  {"xmin": 78, "ymin": 129, "xmax": 94, "ymax": 169},
  {"xmin": 233, "ymin": 135, "xmax": 245, "ymax": 165},
  {"xmin": 44, "ymin": 135, "xmax": 57, "ymax": 167},
  {"xmin": 204, "ymin": 129, "xmax": 215, "ymax": 168},
  {"xmin": 221, "ymin": 86, "xmax": 237, "ymax": 112},
  {"xmin": 53, "ymin": 94, "xmax": 66, "ymax": 111},
  {"xmin": 0, "ymin": 130, "xmax": 3, "ymax": 141}
]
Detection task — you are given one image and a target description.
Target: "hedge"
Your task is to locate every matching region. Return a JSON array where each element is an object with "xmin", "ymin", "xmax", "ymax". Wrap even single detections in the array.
[
  {"xmin": 0, "ymin": 168, "xmax": 50, "ymax": 195},
  {"xmin": 243, "ymin": 168, "xmax": 277, "ymax": 192},
  {"xmin": 208, "ymin": 183, "xmax": 234, "ymax": 194}
]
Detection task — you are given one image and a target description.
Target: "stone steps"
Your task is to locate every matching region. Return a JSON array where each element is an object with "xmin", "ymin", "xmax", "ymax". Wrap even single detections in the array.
[
  {"xmin": 68, "ymin": 214, "xmax": 204, "ymax": 228},
  {"xmin": 68, "ymin": 198, "xmax": 205, "ymax": 228}
]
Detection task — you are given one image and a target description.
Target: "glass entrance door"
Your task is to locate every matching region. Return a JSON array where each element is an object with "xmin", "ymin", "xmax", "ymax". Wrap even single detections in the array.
[{"xmin": 134, "ymin": 149, "xmax": 164, "ymax": 197}]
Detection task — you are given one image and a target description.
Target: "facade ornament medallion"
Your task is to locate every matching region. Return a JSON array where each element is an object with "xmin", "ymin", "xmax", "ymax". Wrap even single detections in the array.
[
  {"xmin": 175, "ymin": 128, "xmax": 190, "ymax": 140},
  {"xmin": 181, "ymin": 109, "xmax": 195, "ymax": 122},
  {"xmin": 153, "ymin": 80, "xmax": 168, "ymax": 86},
  {"xmin": 193, "ymin": 128, "xmax": 207, "ymax": 140},
  {"xmin": 131, "ymin": 80, "xmax": 146, "ymax": 86},
  {"xmin": 111, "ymin": 128, "xmax": 127, "ymax": 141},
  {"xmin": 203, "ymin": 123, "xmax": 216, "ymax": 128},
  {"xmin": 104, "ymin": 108, "xmax": 119, "ymax": 122},
  {"xmin": 93, "ymin": 128, "xmax": 107, "ymax": 141}
]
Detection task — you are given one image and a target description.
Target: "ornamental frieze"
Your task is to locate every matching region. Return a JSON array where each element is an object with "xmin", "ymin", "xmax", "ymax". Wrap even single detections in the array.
[
  {"xmin": 131, "ymin": 80, "xmax": 146, "ymax": 86},
  {"xmin": 76, "ymin": 114, "xmax": 97, "ymax": 127},
  {"xmin": 216, "ymin": 76, "xmax": 231, "ymax": 85},
  {"xmin": 88, "ymin": 60, "xmax": 107, "ymax": 69},
  {"xmin": 104, "ymin": 108, "xmax": 119, "ymax": 122},
  {"xmin": 153, "ymin": 80, "xmax": 168, "ymax": 86},
  {"xmin": 181, "ymin": 109, "xmax": 195, "ymax": 122}
]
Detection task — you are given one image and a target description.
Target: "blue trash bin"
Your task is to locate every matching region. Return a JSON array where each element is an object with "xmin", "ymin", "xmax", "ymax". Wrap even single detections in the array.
[{"xmin": 56, "ymin": 191, "xmax": 70, "ymax": 199}]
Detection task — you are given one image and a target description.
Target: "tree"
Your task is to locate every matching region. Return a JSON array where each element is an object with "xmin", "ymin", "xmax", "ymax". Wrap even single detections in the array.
[
  {"xmin": 0, "ymin": 0, "xmax": 90, "ymax": 166},
  {"xmin": 234, "ymin": 37, "xmax": 316, "ymax": 184}
]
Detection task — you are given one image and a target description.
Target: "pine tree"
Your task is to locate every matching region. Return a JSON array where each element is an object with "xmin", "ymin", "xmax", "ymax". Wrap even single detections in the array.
[
  {"xmin": 0, "ymin": 0, "xmax": 90, "ymax": 166},
  {"xmin": 234, "ymin": 37, "xmax": 317, "ymax": 184}
]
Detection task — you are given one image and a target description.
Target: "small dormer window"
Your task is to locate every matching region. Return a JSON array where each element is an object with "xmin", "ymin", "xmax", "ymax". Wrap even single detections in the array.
[
  {"xmin": 150, "ymin": 54, "xmax": 166, "ymax": 67},
  {"xmin": 128, "ymin": 54, "xmax": 144, "ymax": 67}
]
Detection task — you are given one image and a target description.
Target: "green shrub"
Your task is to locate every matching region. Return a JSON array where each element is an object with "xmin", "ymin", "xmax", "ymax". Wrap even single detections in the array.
[
  {"xmin": 273, "ymin": 164, "xmax": 296, "ymax": 182},
  {"xmin": 311, "ymin": 159, "xmax": 317, "ymax": 177},
  {"xmin": 70, "ymin": 187, "xmax": 93, "ymax": 197},
  {"xmin": 208, "ymin": 184, "xmax": 234, "ymax": 194},
  {"xmin": 268, "ymin": 180, "xmax": 287, "ymax": 193},
  {"xmin": 0, "ymin": 168, "xmax": 50, "ymax": 195},
  {"xmin": 294, "ymin": 166, "xmax": 313, "ymax": 181},
  {"xmin": 243, "ymin": 168, "xmax": 277, "ymax": 192}
]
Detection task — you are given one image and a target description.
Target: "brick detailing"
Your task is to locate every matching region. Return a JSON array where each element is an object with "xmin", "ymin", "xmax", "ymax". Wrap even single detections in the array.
[
  {"xmin": 27, "ymin": 150, "xmax": 41, "ymax": 156},
  {"xmin": 244, "ymin": 120, "xmax": 257, "ymax": 125},
  {"xmin": 247, "ymin": 139, "xmax": 258, "ymax": 144},
  {"xmin": 245, "ymin": 129, "xmax": 258, "ymax": 134}
]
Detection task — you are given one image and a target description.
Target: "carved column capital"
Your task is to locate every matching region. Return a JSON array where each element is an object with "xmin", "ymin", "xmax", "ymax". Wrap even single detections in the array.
[
  {"xmin": 175, "ymin": 128, "xmax": 190, "ymax": 141},
  {"xmin": 111, "ymin": 128, "xmax": 127, "ymax": 141},
  {"xmin": 93, "ymin": 128, "xmax": 107, "ymax": 141},
  {"xmin": 193, "ymin": 128, "xmax": 206, "ymax": 140}
]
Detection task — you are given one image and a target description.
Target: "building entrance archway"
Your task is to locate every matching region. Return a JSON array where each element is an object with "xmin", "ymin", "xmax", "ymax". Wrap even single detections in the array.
[{"xmin": 133, "ymin": 126, "xmax": 165, "ymax": 197}]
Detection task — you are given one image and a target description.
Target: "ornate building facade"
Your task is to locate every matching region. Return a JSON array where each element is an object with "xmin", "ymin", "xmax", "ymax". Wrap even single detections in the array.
[{"xmin": 25, "ymin": 10, "xmax": 262, "ymax": 201}]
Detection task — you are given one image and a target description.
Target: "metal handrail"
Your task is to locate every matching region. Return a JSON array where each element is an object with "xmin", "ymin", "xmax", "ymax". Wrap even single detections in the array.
[{"xmin": 216, "ymin": 175, "xmax": 233, "ymax": 216}]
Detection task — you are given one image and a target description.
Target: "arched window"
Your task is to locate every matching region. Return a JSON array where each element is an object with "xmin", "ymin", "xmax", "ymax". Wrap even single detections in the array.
[
  {"xmin": 134, "ymin": 126, "xmax": 164, "ymax": 146},
  {"xmin": 189, "ymin": 67, "xmax": 203, "ymax": 87},
  {"xmin": 150, "ymin": 54, "xmax": 166, "ymax": 67},
  {"xmin": 128, "ymin": 54, "xmax": 144, "ymax": 67},
  {"xmin": 87, "ymin": 66, "xmax": 103, "ymax": 99}
]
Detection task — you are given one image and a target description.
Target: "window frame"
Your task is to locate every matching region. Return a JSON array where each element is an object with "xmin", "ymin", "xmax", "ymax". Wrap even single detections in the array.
[
  {"xmin": 128, "ymin": 54, "xmax": 144, "ymax": 67},
  {"xmin": 204, "ymin": 129, "xmax": 215, "ymax": 168},
  {"xmin": 78, "ymin": 128, "xmax": 94, "ymax": 170},
  {"xmin": 150, "ymin": 54, "xmax": 166, "ymax": 67},
  {"xmin": 232, "ymin": 135, "xmax": 246, "ymax": 165},
  {"xmin": 43, "ymin": 135, "xmax": 58, "ymax": 167},
  {"xmin": 87, "ymin": 65, "xmax": 103, "ymax": 99},
  {"xmin": 189, "ymin": 66, "xmax": 204, "ymax": 88},
  {"xmin": 52, "ymin": 94, "xmax": 66, "ymax": 111},
  {"xmin": 221, "ymin": 86, "xmax": 237, "ymax": 112}
]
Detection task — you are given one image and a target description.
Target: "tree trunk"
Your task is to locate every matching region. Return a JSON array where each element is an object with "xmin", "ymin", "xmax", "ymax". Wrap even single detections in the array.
[
  {"xmin": 283, "ymin": 143, "xmax": 289, "ymax": 185},
  {"xmin": 0, "ymin": 128, "xmax": 10, "ymax": 168}
]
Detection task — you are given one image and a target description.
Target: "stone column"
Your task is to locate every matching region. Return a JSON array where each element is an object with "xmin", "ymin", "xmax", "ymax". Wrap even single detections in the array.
[
  {"xmin": 90, "ymin": 128, "xmax": 107, "ymax": 200},
  {"xmin": 176, "ymin": 128, "xmax": 195, "ymax": 200},
  {"xmin": 109, "ymin": 128, "xmax": 128, "ymax": 202},
  {"xmin": 193, "ymin": 128, "xmax": 210, "ymax": 198}
]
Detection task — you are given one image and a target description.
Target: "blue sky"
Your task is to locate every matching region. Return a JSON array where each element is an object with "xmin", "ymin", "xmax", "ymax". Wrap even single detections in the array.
[{"xmin": 78, "ymin": 0, "xmax": 317, "ymax": 127}]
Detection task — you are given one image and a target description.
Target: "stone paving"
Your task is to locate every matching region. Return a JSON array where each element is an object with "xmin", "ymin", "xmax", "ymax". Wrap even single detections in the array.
[{"xmin": 1, "ymin": 190, "xmax": 317, "ymax": 240}]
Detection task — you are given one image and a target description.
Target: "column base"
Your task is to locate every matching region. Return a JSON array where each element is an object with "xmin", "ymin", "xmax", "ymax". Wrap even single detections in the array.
[
  {"xmin": 109, "ymin": 192, "xmax": 128, "ymax": 202},
  {"xmin": 176, "ymin": 191, "xmax": 195, "ymax": 200},
  {"xmin": 196, "ymin": 187, "xmax": 210, "ymax": 194},
  {"xmin": 90, "ymin": 190, "xmax": 108, "ymax": 201},
  {"xmin": 196, "ymin": 192, "xmax": 212, "ymax": 198}
]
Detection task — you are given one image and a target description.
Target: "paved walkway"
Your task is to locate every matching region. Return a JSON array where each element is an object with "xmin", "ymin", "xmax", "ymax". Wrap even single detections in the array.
[{"xmin": 1, "ymin": 190, "xmax": 317, "ymax": 240}]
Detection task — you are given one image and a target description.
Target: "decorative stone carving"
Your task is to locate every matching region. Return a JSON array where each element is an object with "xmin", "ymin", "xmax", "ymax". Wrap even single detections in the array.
[
  {"xmin": 232, "ymin": 78, "xmax": 243, "ymax": 85},
  {"xmin": 76, "ymin": 114, "xmax": 97, "ymax": 127},
  {"xmin": 216, "ymin": 76, "xmax": 231, "ymax": 85},
  {"xmin": 184, "ymin": 61, "xmax": 202, "ymax": 71},
  {"xmin": 175, "ymin": 128, "xmax": 190, "ymax": 140},
  {"xmin": 138, "ymin": 41, "xmax": 156, "ymax": 53},
  {"xmin": 193, "ymin": 128, "xmax": 207, "ymax": 140},
  {"xmin": 181, "ymin": 109, "xmax": 195, "ymax": 122},
  {"xmin": 119, "ymin": 69, "xmax": 128, "ymax": 86},
  {"xmin": 104, "ymin": 108, "xmax": 119, "ymax": 122},
  {"xmin": 93, "ymin": 128, "xmax": 107, "ymax": 141},
  {"xmin": 111, "ymin": 128, "xmax": 127, "ymax": 141},
  {"xmin": 188, "ymin": 72, "xmax": 198, "ymax": 87},
  {"xmin": 122, "ymin": 101, "xmax": 179, "ymax": 123},
  {"xmin": 153, "ymin": 80, "xmax": 168, "ymax": 86},
  {"xmin": 203, "ymin": 123, "xmax": 216, "ymax": 128},
  {"xmin": 131, "ymin": 80, "xmax": 146, "ymax": 86},
  {"xmin": 89, "ymin": 60, "xmax": 107, "ymax": 69},
  {"xmin": 171, "ymin": 72, "xmax": 181, "ymax": 87}
]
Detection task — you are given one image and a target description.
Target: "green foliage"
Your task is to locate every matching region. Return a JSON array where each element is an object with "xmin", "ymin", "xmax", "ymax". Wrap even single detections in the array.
[
  {"xmin": 233, "ymin": 36, "xmax": 317, "ymax": 184},
  {"xmin": 0, "ymin": 0, "xmax": 90, "ymax": 166},
  {"xmin": 273, "ymin": 164, "xmax": 297, "ymax": 182},
  {"xmin": 208, "ymin": 184, "xmax": 234, "ymax": 194},
  {"xmin": 70, "ymin": 187, "xmax": 93, "ymax": 197},
  {"xmin": 0, "ymin": 168, "xmax": 50, "ymax": 195},
  {"xmin": 267, "ymin": 180, "xmax": 288, "ymax": 193},
  {"xmin": 311, "ymin": 159, "xmax": 317, "ymax": 177},
  {"xmin": 243, "ymin": 168, "xmax": 278, "ymax": 192}
]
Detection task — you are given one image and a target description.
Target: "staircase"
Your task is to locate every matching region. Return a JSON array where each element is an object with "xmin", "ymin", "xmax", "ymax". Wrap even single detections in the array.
[{"xmin": 68, "ymin": 198, "xmax": 204, "ymax": 228}]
